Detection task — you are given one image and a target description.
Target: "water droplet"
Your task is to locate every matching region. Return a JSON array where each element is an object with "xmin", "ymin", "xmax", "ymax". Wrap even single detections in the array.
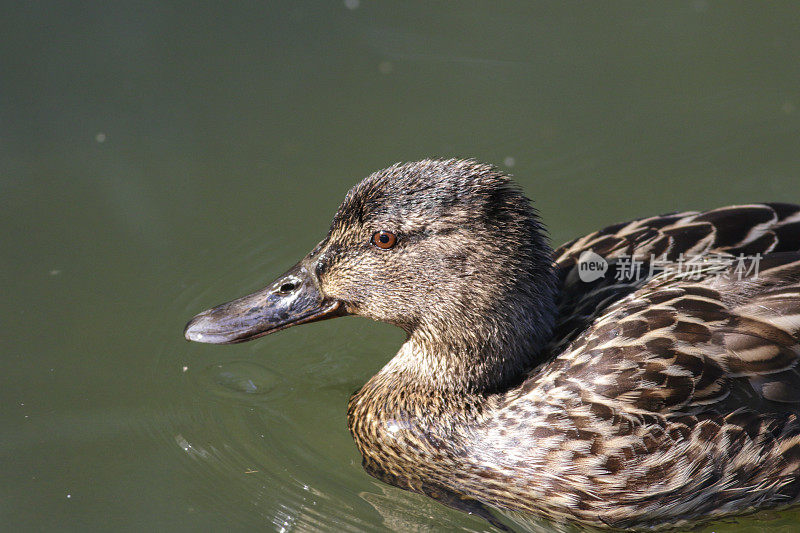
[{"xmin": 378, "ymin": 61, "xmax": 393, "ymax": 74}]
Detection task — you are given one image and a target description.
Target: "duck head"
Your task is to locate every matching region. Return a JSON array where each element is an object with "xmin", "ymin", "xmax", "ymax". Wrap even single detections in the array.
[{"xmin": 185, "ymin": 159, "xmax": 557, "ymax": 391}]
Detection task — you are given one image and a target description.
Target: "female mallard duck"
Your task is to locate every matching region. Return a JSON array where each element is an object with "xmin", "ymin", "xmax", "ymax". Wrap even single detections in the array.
[{"xmin": 185, "ymin": 159, "xmax": 800, "ymax": 530}]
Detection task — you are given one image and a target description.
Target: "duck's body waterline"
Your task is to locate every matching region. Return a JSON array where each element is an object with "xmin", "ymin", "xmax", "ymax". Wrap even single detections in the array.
[{"xmin": 185, "ymin": 159, "xmax": 800, "ymax": 529}]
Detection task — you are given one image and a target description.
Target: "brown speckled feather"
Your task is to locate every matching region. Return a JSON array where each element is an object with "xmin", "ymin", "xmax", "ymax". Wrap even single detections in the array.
[
  {"xmin": 471, "ymin": 203, "xmax": 800, "ymax": 527},
  {"xmin": 549, "ymin": 204, "xmax": 800, "ymax": 358}
]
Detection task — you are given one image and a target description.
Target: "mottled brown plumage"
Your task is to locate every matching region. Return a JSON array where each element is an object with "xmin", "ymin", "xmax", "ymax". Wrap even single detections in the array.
[{"xmin": 185, "ymin": 159, "xmax": 800, "ymax": 530}]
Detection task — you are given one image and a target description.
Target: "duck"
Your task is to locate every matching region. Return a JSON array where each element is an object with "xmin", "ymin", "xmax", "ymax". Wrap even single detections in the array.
[{"xmin": 184, "ymin": 159, "xmax": 800, "ymax": 530}]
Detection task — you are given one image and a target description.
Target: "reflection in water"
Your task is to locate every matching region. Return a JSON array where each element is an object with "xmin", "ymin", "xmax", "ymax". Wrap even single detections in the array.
[
  {"xmin": 360, "ymin": 485, "xmax": 489, "ymax": 533},
  {"xmin": 200, "ymin": 360, "xmax": 281, "ymax": 396}
]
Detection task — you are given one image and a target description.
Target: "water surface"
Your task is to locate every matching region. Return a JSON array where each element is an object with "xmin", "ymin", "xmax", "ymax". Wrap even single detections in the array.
[{"xmin": 3, "ymin": 2, "xmax": 800, "ymax": 531}]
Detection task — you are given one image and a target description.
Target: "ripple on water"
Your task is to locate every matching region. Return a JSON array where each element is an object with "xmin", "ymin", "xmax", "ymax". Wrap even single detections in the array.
[{"xmin": 199, "ymin": 360, "xmax": 282, "ymax": 399}]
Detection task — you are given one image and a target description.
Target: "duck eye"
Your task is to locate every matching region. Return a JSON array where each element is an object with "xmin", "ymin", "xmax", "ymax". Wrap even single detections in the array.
[{"xmin": 371, "ymin": 230, "xmax": 397, "ymax": 249}]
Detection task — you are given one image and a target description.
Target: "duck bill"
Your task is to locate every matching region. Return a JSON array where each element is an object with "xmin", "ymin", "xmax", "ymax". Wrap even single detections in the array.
[{"xmin": 183, "ymin": 262, "xmax": 344, "ymax": 345}]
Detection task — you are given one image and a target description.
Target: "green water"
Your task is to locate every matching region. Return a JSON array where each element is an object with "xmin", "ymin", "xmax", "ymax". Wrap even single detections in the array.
[{"xmin": 3, "ymin": 2, "xmax": 800, "ymax": 531}]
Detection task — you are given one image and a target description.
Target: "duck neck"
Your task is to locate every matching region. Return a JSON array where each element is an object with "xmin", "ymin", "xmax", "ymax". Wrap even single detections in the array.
[
  {"xmin": 347, "ymin": 247, "xmax": 558, "ymax": 488},
  {"xmin": 347, "ymin": 283, "xmax": 558, "ymax": 476},
  {"xmin": 371, "ymin": 262, "xmax": 559, "ymax": 400}
]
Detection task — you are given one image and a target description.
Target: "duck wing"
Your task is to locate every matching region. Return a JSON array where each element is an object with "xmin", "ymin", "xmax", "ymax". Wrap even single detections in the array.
[
  {"xmin": 552, "ymin": 203, "xmax": 800, "ymax": 270},
  {"xmin": 543, "ymin": 203, "xmax": 800, "ymax": 414},
  {"xmin": 544, "ymin": 254, "xmax": 800, "ymax": 416},
  {"xmin": 548, "ymin": 203, "xmax": 800, "ymax": 355}
]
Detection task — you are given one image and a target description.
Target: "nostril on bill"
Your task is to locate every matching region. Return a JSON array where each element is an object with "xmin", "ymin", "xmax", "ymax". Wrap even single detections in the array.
[{"xmin": 279, "ymin": 282, "xmax": 296, "ymax": 294}]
